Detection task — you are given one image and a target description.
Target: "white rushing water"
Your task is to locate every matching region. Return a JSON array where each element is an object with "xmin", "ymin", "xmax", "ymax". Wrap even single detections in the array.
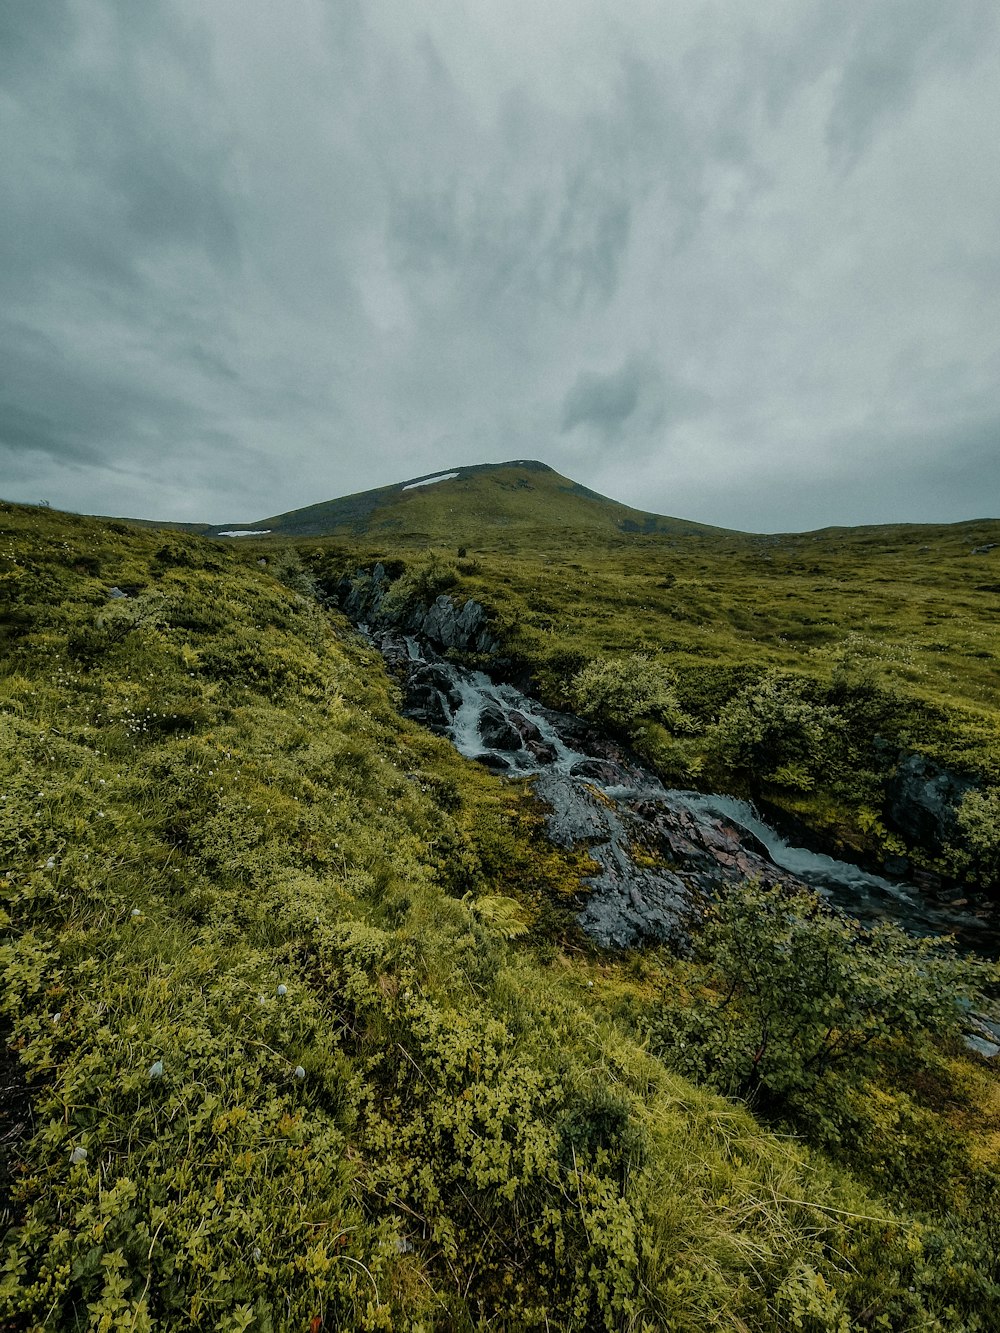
[
  {"xmin": 407, "ymin": 646, "xmax": 995, "ymax": 949},
  {"xmin": 678, "ymin": 794, "xmax": 910, "ymax": 897}
]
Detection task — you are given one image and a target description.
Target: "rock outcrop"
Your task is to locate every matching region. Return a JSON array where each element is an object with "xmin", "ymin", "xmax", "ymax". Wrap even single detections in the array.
[
  {"xmin": 335, "ymin": 564, "xmax": 498, "ymax": 655},
  {"xmin": 885, "ymin": 753, "xmax": 976, "ymax": 854}
]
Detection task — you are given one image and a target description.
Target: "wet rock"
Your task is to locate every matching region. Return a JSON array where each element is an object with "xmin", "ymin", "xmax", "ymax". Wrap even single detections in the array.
[
  {"xmin": 964, "ymin": 1011, "xmax": 1000, "ymax": 1058},
  {"xmin": 509, "ymin": 711, "xmax": 543, "ymax": 744},
  {"xmin": 525, "ymin": 739, "xmax": 558, "ymax": 765},
  {"xmin": 571, "ymin": 758, "xmax": 629, "ymax": 785},
  {"xmin": 532, "ymin": 772, "xmax": 614, "ymax": 847},
  {"xmin": 476, "ymin": 753, "xmax": 512, "ymax": 773},
  {"xmin": 529, "ymin": 771, "xmax": 695, "ymax": 949},
  {"xmin": 402, "ymin": 664, "xmax": 462, "ymax": 729},
  {"xmin": 886, "ymin": 754, "xmax": 976, "ymax": 853},
  {"xmin": 479, "ymin": 704, "xmax": 523, "ymax": 750}
]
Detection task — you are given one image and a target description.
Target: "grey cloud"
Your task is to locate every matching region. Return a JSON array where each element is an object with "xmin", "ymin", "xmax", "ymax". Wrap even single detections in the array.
[
  {"xmin": 1, "ymin": 1, "xmax": 999, "ymax": 530},
  {"xmin": 560, "ymin": 356, "xmax": 708, "ymax": 441},
  {"xmin": 617, "ymin": 411, "xmax": 1000, "ymax": 534},
  {"xmin": 0, "ymin": 300, "xmax": 254, "ymax": 514},
  {"xmin": 561, "ymin": 357, "xmax": 648, "ymax": 437},
  {"xmin": 0, "ymin": 402, "xmax": 104, "ymax": 468},
  {"xmin": 1, "ymin": 0, "xmax": 238, "ymax": 302},
  {"xmin": 387, "ymin": 96, "xmax": 635, "ymax": 321},
  {"xmin": 826, "ymin": 0, "xmax": 995, "ymax": 163},
  {"xmin": 0, "ymin": 2, "xmax": 75, "ymax": 85}
]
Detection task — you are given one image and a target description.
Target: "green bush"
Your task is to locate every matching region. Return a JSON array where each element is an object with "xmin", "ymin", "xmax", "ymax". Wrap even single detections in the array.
[
  {"xmin": 271, "ymin": 550, "xmax": 321, "ymax": 601},
  {"xmin": 948, "ymin": 786, "xmax": 1000, "ymax": 885},
  {"xmin": 380, "ymin": 558, "xmax": 458, "ymax": 620},
  {"xmin": 707, "ymin": 673, "xmax": 839, "ymax": 788},
  {"xmin": 570, "ymin": 653, "xmax": 697, "ymax": 738},
  {"xmin": 647, "ymin": 881, "xmax": 995, "ymax": 1121}
]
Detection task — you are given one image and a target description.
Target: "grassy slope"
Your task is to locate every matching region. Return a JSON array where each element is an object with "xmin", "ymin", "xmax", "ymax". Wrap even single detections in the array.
[{"xmin": 2, "ymin": 503, "xmax": 1000, "ymax": 1330}]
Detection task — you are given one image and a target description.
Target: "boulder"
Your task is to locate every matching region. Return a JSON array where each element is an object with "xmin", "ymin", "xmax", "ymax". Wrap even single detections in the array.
[
  {"xmin": 421, "ymin": 596, "xmax": 459, "ymax": 649},
  {"xmin": 885, "ymin": 753, "xmax": 976, "ymax": 853},
  {"xmin": 509, "ymin": 710, "xmax": 543, "ymax": 744},
  {"xmin": 526, "ymin": 739, "xmax": 558, "ymax": 765},
  {"xmin": 338, "ymin": 563, "xmax": 390, "ymax": 621},
  {"xmin": 419, "ymin": 595, "xmax": 497, "ymax": 654},
  {"xmin": 479, "ymin": 703, "xmax": 523, "ymax": 750},
  {"xmin": 476, "ymin": 753, "xmax": 512, "ymax": 773},
  {"xmin": 402, "ymin": 663, "xmax": 462, "ymax": 729}
]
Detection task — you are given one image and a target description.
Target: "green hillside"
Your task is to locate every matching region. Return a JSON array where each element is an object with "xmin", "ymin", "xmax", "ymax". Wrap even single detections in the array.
[
  {"xmin": 205, "ymin": 460, "xmax": 725, "ymax": 544},
  {"xmin": 2, "ymin": 498, "xmax": 1000, "ymax": 1330}
]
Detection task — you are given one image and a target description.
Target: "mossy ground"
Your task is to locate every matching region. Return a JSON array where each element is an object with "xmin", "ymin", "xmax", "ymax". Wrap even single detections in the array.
[{"xmin": 2, "ymin": 500, "xmax": 999, "ymax": 1330}]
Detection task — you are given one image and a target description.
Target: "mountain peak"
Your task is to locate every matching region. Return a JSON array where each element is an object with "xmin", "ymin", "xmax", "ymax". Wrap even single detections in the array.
[{"xmin": 205, "ymin": 459, "xmax": 723, "ymax": 543}]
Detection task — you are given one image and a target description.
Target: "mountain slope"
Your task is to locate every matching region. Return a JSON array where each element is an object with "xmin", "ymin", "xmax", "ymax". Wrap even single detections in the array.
[{"xmin": 204, "ymin": 459, "xmax": 730, "ymax": 543}]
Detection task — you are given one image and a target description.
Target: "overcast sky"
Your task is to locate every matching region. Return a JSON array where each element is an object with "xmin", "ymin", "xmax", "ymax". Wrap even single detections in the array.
[{"xmin": 2, "ymin": 0, "xmax": 998, "ymax": 532}]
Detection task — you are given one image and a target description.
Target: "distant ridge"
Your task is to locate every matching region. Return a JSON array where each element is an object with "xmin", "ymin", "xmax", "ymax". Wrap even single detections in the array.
[{"xmin": 203, "ymin": 459, "xmax": 728, "ymax": 543}]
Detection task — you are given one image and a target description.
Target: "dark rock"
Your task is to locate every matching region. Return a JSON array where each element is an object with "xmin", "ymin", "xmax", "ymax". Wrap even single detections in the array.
[
  {"xmin": 530, "ymin": 771, "xmax": 695, "ymax": 949},
  {"xmin": 509, "ymin": 711, "xmax": 543, "ymax": 744},
  {"xmin": 336, "ymin": 561, "xmax": 500, "ymax": 656},
  {"xmin": 912, "ymin": 868, "xmax": 944, "ymax": 892},
  {"xmin": 454, "ymin": 598, "xmax": 498, "ymax": 654},
  {"xmin": 402, "ymin": 663, "xmax": 462, "ymax": 728},
  {"xmin": 421, "ymin": 596, "xmax": 458, "ymax": 649},
  {"xmin": 525, "ymin": 739, "xmax": 558, "ymax": 765},
  {"xmin": 885, "ymin": 754, "xmax": 976, "ymax": 853},
  {"xmin": 571, "ymin": 758, "xmax": 628, "ymax": 785},
  {"xmin": 476, "ymin": 753, "xmax": 512, "ymax": 773},
  {"xmin": 533, "ymin": 771, "xmax": 616, "ymax": 848},
  {"xmin": 882, "ymin": 855, "xmax": 910, "ymax": 877},
  {"xmin": 380, "ymin": 592, "xmax": 500, "ymax": 655},
  {"xmin": 339, "ymin": 563, "xmax": 391, "ymax": 621},
  {"xmin": 479, "ymin": 703, "xmax": 527, "ymax": 751}
]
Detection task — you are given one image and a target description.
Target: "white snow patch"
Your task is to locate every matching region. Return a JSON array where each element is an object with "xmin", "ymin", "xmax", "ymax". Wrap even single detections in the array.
[
  {"xmin": 402, "ymin": 472, "xmax": 459, "ymax": 491},
  {"xmin": 218, "ymin": 529, "xmax": 272, "ymax": 537}
]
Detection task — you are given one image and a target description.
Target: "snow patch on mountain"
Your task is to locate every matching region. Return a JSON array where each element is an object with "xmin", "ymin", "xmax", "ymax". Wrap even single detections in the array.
[{"xmin": 402, "ymin": 472, "xmax": 459, "ymax": 491}]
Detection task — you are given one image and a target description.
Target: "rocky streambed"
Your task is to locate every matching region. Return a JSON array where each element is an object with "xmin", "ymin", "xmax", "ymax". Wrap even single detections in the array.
[
  {"xmin": 367, "ymin": 628, "xmax": 999, "ymax": 964},
  {"xmin": 326, "ymin": 565, "xmax": 998, "ymax": 1055}
]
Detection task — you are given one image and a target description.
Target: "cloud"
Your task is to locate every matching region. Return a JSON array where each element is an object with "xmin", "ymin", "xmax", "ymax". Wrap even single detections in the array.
[
  {"xmin": 561, "ymin": 358, "xmax": 648, "ymax": 438},
  {"xmin": 825, "ymin": 0, "xmax": 996, "ymax": 165},
  {"xmin": 0, "ymin": 0, "xmax": 998, "ymax": 529},
  {"xmin": 560, "ymin": 354, "xmax": 709, "ymax": 444}
]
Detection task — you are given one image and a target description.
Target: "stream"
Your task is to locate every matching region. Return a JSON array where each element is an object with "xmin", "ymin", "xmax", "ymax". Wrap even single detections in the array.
[{"xmin": 370, "ymin": 630, "xmax": 1000, "ymax": 969}]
